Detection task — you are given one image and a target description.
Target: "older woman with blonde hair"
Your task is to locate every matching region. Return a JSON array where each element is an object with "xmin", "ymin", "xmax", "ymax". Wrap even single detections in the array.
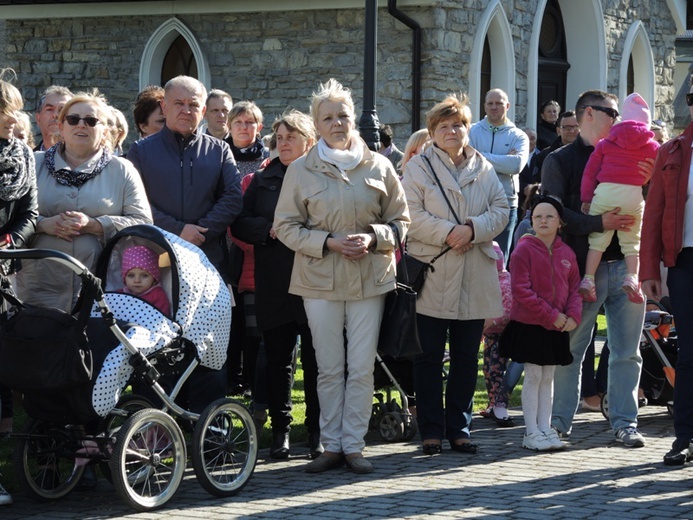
[
  {"xmin": 17, "ymin": 90, "xmax": 152, "ymax": 312},
  {"xmin": 274, "ymin": 79, "xmax": 409, "ymax": 474},
  {"xmin": 402, "ymin": 93, "xmax": 508, "ymax": 455},
  {"xmin": 233, "ymin": 109, "xmax": 323, "ymax": 460}
]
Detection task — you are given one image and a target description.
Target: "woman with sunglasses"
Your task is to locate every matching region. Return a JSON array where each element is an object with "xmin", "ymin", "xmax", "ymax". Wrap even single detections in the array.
[{"xmin": 17, "ymin": 90, "xmax": 152, "ymax": 312}]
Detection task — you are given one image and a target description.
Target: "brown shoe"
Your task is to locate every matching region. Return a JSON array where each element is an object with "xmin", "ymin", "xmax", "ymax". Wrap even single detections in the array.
[
  {"xmin": 345, "ymin": 453, "xmax": 373, "ymax": 474},
  {"xmin": 304, "ymin": 452, "xmax": 344, "ymax": 473}
]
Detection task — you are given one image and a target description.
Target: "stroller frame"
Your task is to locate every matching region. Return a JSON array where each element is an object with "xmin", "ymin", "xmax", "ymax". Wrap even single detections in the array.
[
  {"xmin": 0, "ymin": 233, "xmax": 258, "ymax": 512},
  {"xmin": 371, "ymin": 354, "xmax": 418, "ymax": 442},
  {"xmin": 599, "ymin": 306, "xmax": 676, "ymax": 420}
]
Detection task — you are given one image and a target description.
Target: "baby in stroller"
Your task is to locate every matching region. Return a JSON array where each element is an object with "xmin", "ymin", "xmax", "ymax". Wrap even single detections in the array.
[
  {"xmin": 117, "ymin": 245, "xmax": 170, "ymax": 317},
  {"xmin": 0, "ymin": 225, "xmax": 257, "ymax": 511}
]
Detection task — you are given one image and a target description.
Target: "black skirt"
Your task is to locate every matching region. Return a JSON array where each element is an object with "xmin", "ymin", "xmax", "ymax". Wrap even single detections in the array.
[{"xmin": 500, "ymin": 320, "xmax": 573, "ymax": 366}]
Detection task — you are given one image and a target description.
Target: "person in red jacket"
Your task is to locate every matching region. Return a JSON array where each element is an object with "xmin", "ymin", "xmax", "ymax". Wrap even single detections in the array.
[
  {"xmin": 501, "ymin": 195, "xmax": 582, "ymax": 452},
  {"xmin": 641, "ymin": 82, "xmax": 693, "ymax": 466}
]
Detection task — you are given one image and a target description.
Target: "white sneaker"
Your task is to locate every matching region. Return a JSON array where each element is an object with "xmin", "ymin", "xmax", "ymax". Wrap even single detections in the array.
[
  {"xmin": 522, "ymin": 432, "xmax": 553, "ymax": 451},
  {"xmin": 543, "ymin": 429, "xmax": 566, "ymax": 450},
  {"xmin": 0, "ymin": 483, "xmax": 12, "ymax": 505}
]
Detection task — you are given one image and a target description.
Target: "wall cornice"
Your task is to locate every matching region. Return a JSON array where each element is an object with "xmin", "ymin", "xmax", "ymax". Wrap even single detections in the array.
[{"xmin": 0, "ymin": 0, "xmax": 435, "ymax": 19}]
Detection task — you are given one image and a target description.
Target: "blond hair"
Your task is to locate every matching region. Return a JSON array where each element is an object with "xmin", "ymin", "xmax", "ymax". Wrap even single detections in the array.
[
  {"xmin": 310, "ymin": 78, "xmax": 355, "ymax": 122},
  {"xmin": 400, "ymin": 128, "xmax": 431, "ymax": 171}
]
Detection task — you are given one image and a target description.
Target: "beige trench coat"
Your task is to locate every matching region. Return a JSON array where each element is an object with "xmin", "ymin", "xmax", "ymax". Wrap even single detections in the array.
[
  {"xmin": 402, "ymin": 145, "xmax": 509, "ymax": 320},
  {"xmin": 274, "ymin": 138, "xmax": 410, "ymax": 301}
]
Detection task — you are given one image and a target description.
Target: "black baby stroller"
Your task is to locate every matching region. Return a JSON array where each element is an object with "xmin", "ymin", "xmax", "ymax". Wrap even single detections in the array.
[
  {"xmin": 371, "ymin": 354, "xmax": 418, "ymax": 442},
  {"xmin": 600, "ymin": 301, "xmax": 677, "ymax": 419},
  {"xmin": 0, "ymin": 225, "xmax": 258, "ymax": 511}
]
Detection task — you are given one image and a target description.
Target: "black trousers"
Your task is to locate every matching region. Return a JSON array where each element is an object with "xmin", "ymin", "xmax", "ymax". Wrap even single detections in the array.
[{"xmin": 263, "ymin": 322, "xmax": 320, "ymax": 435}]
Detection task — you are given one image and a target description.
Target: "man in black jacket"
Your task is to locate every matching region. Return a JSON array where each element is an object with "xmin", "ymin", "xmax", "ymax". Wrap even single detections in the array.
[{"xmin": 543, "ymin": 90, "xmax": 648, "ymax": 448}]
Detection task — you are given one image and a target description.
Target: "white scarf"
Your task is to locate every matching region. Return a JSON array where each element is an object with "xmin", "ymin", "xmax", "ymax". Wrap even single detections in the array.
[{"xmin": 317, "ymin": 134, "xmax": 364, "ymax": 173}]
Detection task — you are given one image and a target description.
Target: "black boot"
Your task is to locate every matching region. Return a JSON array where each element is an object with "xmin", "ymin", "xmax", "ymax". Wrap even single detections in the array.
[
  {"xmin": 308, "ymin": 432, "xmax": 324, "ymax": 460},
  {"xmin": 270, "ymin": 432, "xmax": 290, "ymax": 460}
]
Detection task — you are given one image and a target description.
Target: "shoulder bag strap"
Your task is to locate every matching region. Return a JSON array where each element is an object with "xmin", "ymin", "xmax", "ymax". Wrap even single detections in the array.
[{"xmin": 421, "ymin": 154, "xmax": 463, "ymax": 225}]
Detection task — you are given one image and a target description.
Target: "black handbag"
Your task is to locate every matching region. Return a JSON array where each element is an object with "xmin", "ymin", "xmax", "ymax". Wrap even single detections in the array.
[
  {"xmin": 378, "ymin": 227, "xmax": 422, "ymax": 360},
  {"xmin": 0, "ymin": 280, "xmax": 96, "ymax": 394},
  {"xmin": 397, "ymin": 248, "xmax": 448, "ymax": 294}
]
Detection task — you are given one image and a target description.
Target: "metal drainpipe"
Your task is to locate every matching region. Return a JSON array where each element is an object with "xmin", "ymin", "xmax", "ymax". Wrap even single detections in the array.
[{"xmin": 387, "ymin": 0, "xmax": 422, "ymax": 133}]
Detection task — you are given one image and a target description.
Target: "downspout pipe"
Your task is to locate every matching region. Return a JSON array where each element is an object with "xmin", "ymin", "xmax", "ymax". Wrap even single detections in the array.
[{"xmin": 387, "ymin": 0, "xmax": 421, "ymax": 133}]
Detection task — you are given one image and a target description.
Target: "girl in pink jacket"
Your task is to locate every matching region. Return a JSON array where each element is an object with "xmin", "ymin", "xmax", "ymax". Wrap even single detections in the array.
[
  {"xmin": 579, "ymin": 93, "xmax": 659, "ymax": 304},
  {"xmin": 501, "ymin": 195, "xmax": 582, "ymax": 452}
]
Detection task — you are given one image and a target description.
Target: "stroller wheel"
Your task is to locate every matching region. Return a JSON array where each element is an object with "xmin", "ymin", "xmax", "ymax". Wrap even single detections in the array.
[
  {"xmin": 370, "ymin": 401, "xmax": 386, "ymax": 430},
  {"xmin": 600, "ymin": 393, "xmax": 610, "ymax": 420},
  {"xmin": 110, "ymin": 409, "xmax": 186, "ymax": 511},
  {"xmin": 191, "ymin": 398, "xmax": 258, "ymax": 497},
  {"xmin": 98, "ymin": 394, "xmax": 154, "ymax": 484},
  {"xmin": 379, "ymin": 412, "xmax": 404, "ymax": 442},
  {"xmin": 14, "ymin": 419, "xmax": 86, "ymax": 501},
  {"xmin": 402, "ymin": 416, "xmax": 419, "ymax": 442}
]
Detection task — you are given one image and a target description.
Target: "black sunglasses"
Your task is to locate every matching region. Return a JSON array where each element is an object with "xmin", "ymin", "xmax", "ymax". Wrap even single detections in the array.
[
  {"xmin": 65, "ymin": 114, "xmax": 101, "ymax": 127},
  {"xmin": 582, "ymin": 105, "xmax": 620, "ymax": 120},
  {"xmin": 686, "ymin": 94, "xmax": 693, "ymax": 107}
]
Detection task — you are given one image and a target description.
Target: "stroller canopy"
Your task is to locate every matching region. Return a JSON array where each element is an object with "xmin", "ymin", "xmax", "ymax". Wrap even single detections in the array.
[{"xmin": 96, "ymin": 224, "xmax": 231, "ymax": 370}]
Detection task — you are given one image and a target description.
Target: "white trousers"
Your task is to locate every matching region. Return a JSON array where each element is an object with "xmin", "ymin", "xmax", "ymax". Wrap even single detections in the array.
[{"xmin": 303, "ymin": 295, "xmax": 385, "ymax": 454}]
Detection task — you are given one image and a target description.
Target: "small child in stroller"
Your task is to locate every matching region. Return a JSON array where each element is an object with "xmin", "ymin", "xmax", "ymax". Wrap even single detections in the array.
[{"xmin": 118, "ymin": 245, "xmax": 170, "ymax": 317}]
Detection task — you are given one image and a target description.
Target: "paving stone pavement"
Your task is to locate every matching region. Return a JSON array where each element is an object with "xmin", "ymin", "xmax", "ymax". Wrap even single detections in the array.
[{"xmin": 4, "ymin": 405, "xmax": 692, "ymax": 519}]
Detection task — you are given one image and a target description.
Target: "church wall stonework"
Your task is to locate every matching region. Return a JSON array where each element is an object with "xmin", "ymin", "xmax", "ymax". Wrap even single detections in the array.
[{"xmin": 1, "ymin": 1, "xmax": 678, "ymax": 150}]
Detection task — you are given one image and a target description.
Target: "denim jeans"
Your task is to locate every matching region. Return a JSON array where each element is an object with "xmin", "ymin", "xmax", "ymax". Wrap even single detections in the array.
[
  {"xmin": 667, "ymin": 248, "xmax": 693, "ymax": 441},
  {"xmin": 495, "ymin": 206, "xmax": 518, "ymax": 266},
  {"xmin": 552, "ymin": 259, "xmax": 644, "ymax": 433},
  {"xmin": 497, "ymin": 360, "xmax": 524, "ymax": 407},
  {"xmin": 414, "ymin": 314, "xmax": 483, "ymax": 442}
]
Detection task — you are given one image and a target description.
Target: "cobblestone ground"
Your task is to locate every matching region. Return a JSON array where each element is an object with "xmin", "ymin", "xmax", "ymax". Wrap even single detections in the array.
[{"xmin": 4, "ymin": 406, "xmax": 693, "ymax": 519}]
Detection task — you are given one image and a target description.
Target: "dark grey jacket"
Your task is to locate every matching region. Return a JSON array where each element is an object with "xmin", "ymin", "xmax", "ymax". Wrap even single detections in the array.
[{"xmin": 128, "ymin": 125, "xmax": 242, "ymax": 275}]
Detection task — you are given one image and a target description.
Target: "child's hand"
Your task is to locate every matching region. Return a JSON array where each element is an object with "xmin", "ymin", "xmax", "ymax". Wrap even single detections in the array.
[
  {"xmin": 553, "ymin": 313, "xmax": 567, "ymax": 329},
  {"xmin": 581, "ymin": 202, "xmax": 591, "ymax": 215},
  {"xmin": 563, "ymin": 317, "xmax": 577, "ymax": 332}
]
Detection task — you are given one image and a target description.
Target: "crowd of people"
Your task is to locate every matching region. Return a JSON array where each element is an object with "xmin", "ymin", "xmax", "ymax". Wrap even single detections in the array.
[{"xmin": 0, "ymin": 66, "xmax": 692, "ymax": 506}]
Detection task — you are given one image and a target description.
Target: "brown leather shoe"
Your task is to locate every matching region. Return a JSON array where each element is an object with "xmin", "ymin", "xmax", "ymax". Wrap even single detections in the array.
[
  {"xmin": 345, "ymin": 453, "xmax": 373, "ymax": 474},
  {"xmin": 304, "ymin": 452, "xmax": 344, "ymax": 473}
]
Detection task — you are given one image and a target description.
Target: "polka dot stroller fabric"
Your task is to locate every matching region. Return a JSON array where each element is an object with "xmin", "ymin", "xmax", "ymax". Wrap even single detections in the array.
[{"xmin": 89, "ymin": 225, "xmax": 231, "ymax": 417}]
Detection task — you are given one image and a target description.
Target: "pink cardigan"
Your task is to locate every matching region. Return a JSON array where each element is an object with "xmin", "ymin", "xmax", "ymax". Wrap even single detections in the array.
[{"xmin": 509, "ymin": 234, "xmax": 582, "ymax": 331}]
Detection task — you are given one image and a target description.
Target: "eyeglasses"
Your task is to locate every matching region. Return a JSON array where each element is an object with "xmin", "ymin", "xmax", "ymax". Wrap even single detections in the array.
[
  {"xmin": 686, "ymin": 94, "xmax": 693, "ymax": 107},
  {"xmin": 582, "ymin": 105, "xmax": 620, "ymax": 120},
  {"xmin": 531, "ymin": 214, "xmax": 558, "ymax": 221},
  {"xmin": 559, "ymin": 125, "xmax": 579, "ymax": 131},
  {"xmin": 64, "ymin": 115, "xmax": 101, "ymax": 127}
]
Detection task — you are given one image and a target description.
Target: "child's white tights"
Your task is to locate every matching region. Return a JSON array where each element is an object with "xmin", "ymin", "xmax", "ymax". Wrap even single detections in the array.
[{"xmin": 522, "ymin": 362, "xmax": 556, "ymax": 434}]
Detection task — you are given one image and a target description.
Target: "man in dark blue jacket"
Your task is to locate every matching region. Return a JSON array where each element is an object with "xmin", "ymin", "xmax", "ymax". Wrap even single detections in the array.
[{"xmin": 129, "ymin": 75, "xmax": 242, "ymax": 412}]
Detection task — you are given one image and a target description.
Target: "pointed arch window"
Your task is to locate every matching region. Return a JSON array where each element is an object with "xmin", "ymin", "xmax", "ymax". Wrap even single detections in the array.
[
  {"xmin": 480, "ymin": 37, "xmax": 492, "ymax": 112},
  {"xmin": 161, "ymin": 35, "xmax": 198, "ymax": 85},
  {"xmin": 139, "ymin": 17, "xmax": 210, "ymax": 92}
]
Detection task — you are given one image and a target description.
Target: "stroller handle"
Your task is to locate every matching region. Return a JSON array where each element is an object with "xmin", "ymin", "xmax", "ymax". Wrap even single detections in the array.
[
  {"xmin": 0, "ymin": 247, "xmax": 90, "ymax": 274},
  {"xmin": 0, "ymin": 248, "xmax": 102, "ymax": 295}
]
